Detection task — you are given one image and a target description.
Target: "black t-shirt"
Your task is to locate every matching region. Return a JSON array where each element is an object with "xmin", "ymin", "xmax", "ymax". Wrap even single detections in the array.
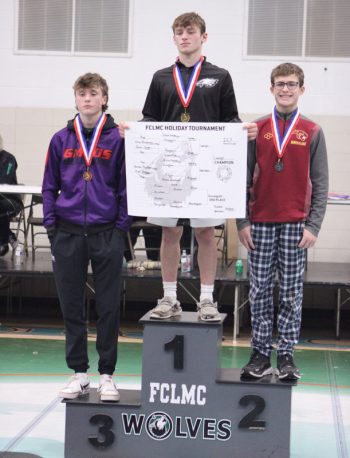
[{"xmin": 142, "ymin": 58, "xmax": 241, "ymax": 123}]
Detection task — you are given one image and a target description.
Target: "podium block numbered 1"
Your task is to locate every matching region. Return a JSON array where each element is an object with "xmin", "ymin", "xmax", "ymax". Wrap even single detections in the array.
[{"xmin": 64, "ymin": 312, "xmax": 293, "ymax": 457}]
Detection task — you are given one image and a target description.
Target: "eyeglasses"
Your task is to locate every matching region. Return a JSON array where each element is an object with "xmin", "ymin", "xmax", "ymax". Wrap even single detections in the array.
[{"xmin": 273, "ymin": 81, "xmax": 300, "ymax": 90}]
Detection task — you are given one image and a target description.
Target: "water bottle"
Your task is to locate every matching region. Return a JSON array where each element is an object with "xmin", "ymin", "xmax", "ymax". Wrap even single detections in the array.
[
  {"xmin": 180, "ymin": 250, "xmax": 191, "ymax": 273},
  {"xmin": 14, "ymin": 243, "xmax": 24, "ymax": 266},
  {"xmin": 235, "ymin": 259, "xmax": 243, "ymax": 278},
  {"xmin": 186, "ymin": 252, "xmax": 191, "ymax": 272}
]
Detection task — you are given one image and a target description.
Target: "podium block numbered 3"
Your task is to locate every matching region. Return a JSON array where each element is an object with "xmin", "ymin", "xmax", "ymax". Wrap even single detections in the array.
[{"xmin": 64, "ymin": 312, "xmax": 293, "ymax": 457}]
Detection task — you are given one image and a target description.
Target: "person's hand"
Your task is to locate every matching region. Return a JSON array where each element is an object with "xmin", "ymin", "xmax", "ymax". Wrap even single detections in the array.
[
  {"xmin": 243, "ymin": 122, "xmax": 258, "ymax": 141},
  {"xmin": 118, "ymin": 122, "xmax": 129, "ymax": 139},
  {"xmin": 298, "ymin": 228, "xmax": 317, "ymax": 249},
  {"xmin": 238, "ymin": 225, "xmax": 255, "ymax": 251},
  {"xmin": 46, "ymin": 225, "xmax": 56, "ymax": 245}
]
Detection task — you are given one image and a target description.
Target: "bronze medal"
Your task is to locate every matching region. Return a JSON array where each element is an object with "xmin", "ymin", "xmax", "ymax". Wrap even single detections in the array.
[
  {"xmin": 181, "ymin": 111, "xmax": 191, "ymax": 122},
  {"xmin": 73, "ymin": 114, "xmax": 107, "ymax": 183},
  {"xmin": 83, "ymin": 170, "xmax": 93, "ymax": 181}
]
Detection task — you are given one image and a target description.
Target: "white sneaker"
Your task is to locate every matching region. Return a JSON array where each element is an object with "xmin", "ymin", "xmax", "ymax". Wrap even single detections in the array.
[
  {"xmin": 98, "ymin": 374, "xmax": 120, "ymax": 402},
  {"xmin": 197, "ymin": 299, "xmax": 221, "ymax": 322},
  {"xmin": 59, "ymin": 373, "xmax": 90, "ymax": 399},
  {"xmin": 149, "ymin": 297, "xmax": 182, "ymax": 319}
]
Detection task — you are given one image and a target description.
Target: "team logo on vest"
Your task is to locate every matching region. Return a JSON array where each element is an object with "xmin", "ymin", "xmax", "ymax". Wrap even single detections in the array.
[
  {"xmin": 264, "ymin": 132, "xmax": 273, "ymax": 140},
  {"xmin": 291, "ymin": 129, "xmax": 308, "ymax": 146},
  {"xmin": 146, "ymin": 412, "xmax": 173, "ymax": 440},
  {"xmin": 294, "ymin": 129, "xmax": 308, "ymax": 141},
  {"xmin": 196, "ymin": 78, "xmax": 219, "ymax": 88}
]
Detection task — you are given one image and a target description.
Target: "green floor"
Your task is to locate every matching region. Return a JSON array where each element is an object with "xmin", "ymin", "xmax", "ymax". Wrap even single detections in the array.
[
  {"xmin": 1, "ymin": 338, "xmax": 349, "ymax": 388},
  {"xmin": 0, "ymin": 337, "xmax": 349, "ymax": 457},
  {"xmin": 0, "ymin": 339, "xmax": 143, "ymax": 385}
]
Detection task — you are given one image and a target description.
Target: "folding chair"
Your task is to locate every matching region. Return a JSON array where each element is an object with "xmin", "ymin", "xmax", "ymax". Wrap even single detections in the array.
[
  {"xmin": 26, "ymin": 194, "xmax": 49, "ymax": 259},
  {"xmin": 9, "ymin": 193, "xmax": 28, "ymax": 260}
]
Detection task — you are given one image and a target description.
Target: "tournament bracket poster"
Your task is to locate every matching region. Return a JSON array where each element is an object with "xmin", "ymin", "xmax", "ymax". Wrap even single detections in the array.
[{"xmin": 125, "ymin": 122, "xmax": 247, "ymax": 219}]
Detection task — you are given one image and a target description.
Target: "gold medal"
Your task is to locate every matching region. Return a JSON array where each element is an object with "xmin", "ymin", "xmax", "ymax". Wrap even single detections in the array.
[
  {"xmin": 173, "ymin": 57, "xmax": 203, "ymax": 125},
  {"xmin": 181, "ymin": 111, "xmax": 190, "ymax": 122},
  {"xmin": 83, "ymin": 170, "xmax": 93, "ymax": 181}
]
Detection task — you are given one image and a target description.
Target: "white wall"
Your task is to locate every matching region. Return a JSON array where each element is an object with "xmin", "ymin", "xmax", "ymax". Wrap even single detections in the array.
[
  {"xmin": 1, "ymin": 0, "xmax": 349, "ymax": 115},
  {"xmin": 1, "ymin": 0, "xmax": 350, "ymax": 262}
]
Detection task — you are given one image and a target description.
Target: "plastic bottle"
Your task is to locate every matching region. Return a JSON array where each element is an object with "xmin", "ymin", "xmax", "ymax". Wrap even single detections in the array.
[
  {"xmin": 14, "ymin": 243, "xmax": 24, "ymax": 266},
  {"xmin": 235, "ymin": 259, "xmax": 243, "ymax": 278},
  {"xmin": 180, "ymin": 250, "xmax": 191, "ymax": 273},
  {"xmin": 186, "ymin": 252, "xmax": 191, "ymax": 272}
]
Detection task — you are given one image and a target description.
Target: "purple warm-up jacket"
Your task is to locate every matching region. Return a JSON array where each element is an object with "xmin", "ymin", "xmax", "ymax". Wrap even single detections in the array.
[{"xmin": 42, "ymin": 114, "xmax": 131, "ymax": 233}]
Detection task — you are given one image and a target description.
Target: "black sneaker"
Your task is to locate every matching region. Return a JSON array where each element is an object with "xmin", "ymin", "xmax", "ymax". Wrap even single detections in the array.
[
  {"xmin": 240, "ymin": 350, "xmax": 273, "ymax": 379},
  {"xmin": 0, "ymin": 244, "xmax": 9, "ymax": 256},
  {"xmin": 276, "ymin": 354, "xmax": 301, "ymax": 380},
  {"xmin": 8, "ymin": 232, "xmax": 18, "ymax": 250}
]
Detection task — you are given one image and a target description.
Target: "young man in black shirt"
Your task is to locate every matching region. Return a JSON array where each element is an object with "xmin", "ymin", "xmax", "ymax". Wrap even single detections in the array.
[{"xmin": 121, "ymin": 12, "xmax": 257, "ymax": 321}]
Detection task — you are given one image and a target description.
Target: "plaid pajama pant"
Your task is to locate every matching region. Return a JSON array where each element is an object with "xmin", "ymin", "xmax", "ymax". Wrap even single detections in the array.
[{"xmin": 248, "ymin": 222, "xmax": 306, "ymax": 357}]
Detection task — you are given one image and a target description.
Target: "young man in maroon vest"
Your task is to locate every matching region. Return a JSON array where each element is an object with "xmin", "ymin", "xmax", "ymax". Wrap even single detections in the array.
[{"xmin": 238, "ymin": 63, "xmax": 328, "ymax": 380}]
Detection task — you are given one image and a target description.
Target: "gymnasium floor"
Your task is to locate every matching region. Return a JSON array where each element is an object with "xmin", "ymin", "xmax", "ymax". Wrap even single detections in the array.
[{"xmin": 0, "ymin": 322, "xmax": 349, "ymax": 458}]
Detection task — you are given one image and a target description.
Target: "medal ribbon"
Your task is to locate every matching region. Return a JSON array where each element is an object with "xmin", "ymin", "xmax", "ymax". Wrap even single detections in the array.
[
  {"xmin": 271, "ymin": 107, "xmax": 300, "ymax": 160},
  {"xmin": 173, "ymin": 56, "xmax": 203, "ymax": 109},
  {"xmin": 73, "ymin": 113, "xmax": 107, "ymax": 166}
]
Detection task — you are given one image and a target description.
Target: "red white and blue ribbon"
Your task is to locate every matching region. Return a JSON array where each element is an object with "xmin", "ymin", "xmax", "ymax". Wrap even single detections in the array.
[
  {"xmin": 271, "ymin": 107, "xmax": 300, "ymax": 160},
  {"xmin": 73, "ymin": 113, "xmax": 107, "ymax": 166},
  {"xmin": 173, "ymin": 56, "xmax": 203, "ymax": 109}
]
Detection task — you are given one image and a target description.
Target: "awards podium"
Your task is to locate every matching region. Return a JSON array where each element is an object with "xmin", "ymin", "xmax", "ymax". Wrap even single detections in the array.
[{"xmin": 64, "ymin": 312, "xmax": 293, "ymax": 457}]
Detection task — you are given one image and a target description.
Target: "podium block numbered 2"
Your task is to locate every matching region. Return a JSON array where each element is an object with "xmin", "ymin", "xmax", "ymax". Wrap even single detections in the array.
[{"xmin": 64, "ymin": 312, "xmax": 293, "ymax": 457}]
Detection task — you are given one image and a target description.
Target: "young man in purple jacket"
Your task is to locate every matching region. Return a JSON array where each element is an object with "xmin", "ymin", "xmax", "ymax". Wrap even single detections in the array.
[{"xmin": 42, "ymin": 73, "xmax": 131, "ymax": 402}]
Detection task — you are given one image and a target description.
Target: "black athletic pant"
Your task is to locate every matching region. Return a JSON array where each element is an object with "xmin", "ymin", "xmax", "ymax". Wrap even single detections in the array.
[
  {"xmin": 51, "ymin": 227, "xmax": 125, "ymax": 375},
  {"xmin": 0, "ymin": 196, "xmax": 23, "ymax": 244}
]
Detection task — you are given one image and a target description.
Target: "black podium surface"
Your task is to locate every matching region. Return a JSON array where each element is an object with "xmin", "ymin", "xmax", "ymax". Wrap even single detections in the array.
[{"xmin": 64, "ymin": 312, "xmax": 294, "ymax": 457}]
